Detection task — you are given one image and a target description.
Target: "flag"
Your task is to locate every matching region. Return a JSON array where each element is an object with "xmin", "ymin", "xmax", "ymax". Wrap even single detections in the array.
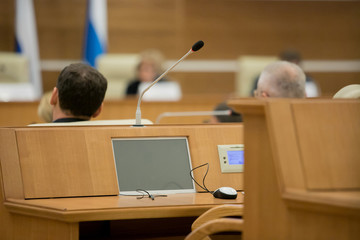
[
  {"xmin": 15, "ymin": 0, "xmax": 42, "ymax": 99},
  {"xmin": 83, "ymin": 0, "xmax": 108, "ymax": 67}
]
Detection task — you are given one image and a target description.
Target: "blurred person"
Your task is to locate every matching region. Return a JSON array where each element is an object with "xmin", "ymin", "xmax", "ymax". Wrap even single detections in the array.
[
  {"xmin": 37, "ymin": 91, "xmax": 53, "ymax": 122},
  {"xmin": 254, "ymin": 61, "xmax": 306, "ymax": 98},
  {"xmin": 125, "ymin": 49, "xmax": 167, "ymax": 96},
  {"xmin": 251, "ymin": 49, "xmax": 320, "ymax": 97},
  {"xmin": 50, "ymin": 63, "xmax": 107, "ymax": 122},
  {"xmin": 279, "ymin": 49, "xmax": 320, "ymax": 97},
  {"xmin": 208, "ymin": 102, "xmax": 243, "ymax": 123}
]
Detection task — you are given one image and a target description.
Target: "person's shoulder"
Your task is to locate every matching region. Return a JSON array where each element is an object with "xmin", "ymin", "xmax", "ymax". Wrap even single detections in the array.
[{"xmin": 126, "ymin": 79, "xmax": 141, "ymax": 95}]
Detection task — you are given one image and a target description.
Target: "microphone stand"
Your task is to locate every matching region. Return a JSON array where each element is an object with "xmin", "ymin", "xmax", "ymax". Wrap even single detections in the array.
[{"xmin": 134, "ymin": 49, "xmax": 194, "ymax": 127}]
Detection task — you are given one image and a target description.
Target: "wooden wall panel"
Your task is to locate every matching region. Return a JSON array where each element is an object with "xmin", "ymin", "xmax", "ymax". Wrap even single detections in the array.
[
  {"xmin": 0, "ymin": 1, "xmax": 359, "ymax": 96},
  {"xmin": 310, "ymin": 72, "xmax": 360, "ymax": 97},
  {"xmin": 1, "ymin": 0, "xmax": 359, "ymax": 59},
  {"xmin": 170, "ymin": 72, "xmax": 236, "ymax": 95},
  {"xmin": 35, "ymin": 0, "xmax": 87, "ymax": 59},
  {"xmin": 40, "ymin": 70, "xmax": 360, "ymax": 97},
  {"xmin": 0, "ymin": 0, "xmax": 14, "ymax": 51},
  {"xmin": 108, "ymin": 0, "xmax": 186, "ymax": 56},
  {"xmin": 182, "ymin": 1, "xmax": 360, "ymax": 59},
  {"xmin": 40, "ymin": 71, "xmax": 360, "ymax": 97}
]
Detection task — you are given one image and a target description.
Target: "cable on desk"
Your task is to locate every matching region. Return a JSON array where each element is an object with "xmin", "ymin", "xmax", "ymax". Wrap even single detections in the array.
[
  {"xmin": 190, "ymin": 163, "xmax": 213, "ymax": 194},
  {"xmin": 119, "ymin": 189, "xmax": 167, "ymax": 200}
]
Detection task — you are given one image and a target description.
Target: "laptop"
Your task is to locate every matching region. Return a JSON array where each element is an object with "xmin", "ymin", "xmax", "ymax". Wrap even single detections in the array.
[{"xmin": 111, "ymin": 137, "xmax": 195, "ymax": 195}]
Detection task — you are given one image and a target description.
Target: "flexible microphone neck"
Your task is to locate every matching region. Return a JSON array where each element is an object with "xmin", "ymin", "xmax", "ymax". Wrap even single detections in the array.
[{"xmin": 134, "ymin": 40, "xmax": 204, "ymax": 127}]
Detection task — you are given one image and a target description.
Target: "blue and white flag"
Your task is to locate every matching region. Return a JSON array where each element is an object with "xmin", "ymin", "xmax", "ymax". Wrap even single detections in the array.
[
  {"xmin": 15, "ymin": 0, "xmax": 42, "ymax": 99},
  {"xmin": 83, "ymin": 0, "xmax": 108, "ymax": 67}
]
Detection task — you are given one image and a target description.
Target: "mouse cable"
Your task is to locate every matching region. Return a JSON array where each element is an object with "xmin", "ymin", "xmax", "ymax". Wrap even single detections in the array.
[{"xmin": 190, "ymin": 163, "xmax": 213, "ymax": 194}]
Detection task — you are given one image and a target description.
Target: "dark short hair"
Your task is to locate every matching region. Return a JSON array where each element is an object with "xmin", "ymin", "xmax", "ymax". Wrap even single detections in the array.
[
  {"xmin": 56, "ymin": 63, "xmax": 107, "ymax": 117},
  {"xmin": 279, "ymin": 49, "xmax": 302, "ymax": 63}
]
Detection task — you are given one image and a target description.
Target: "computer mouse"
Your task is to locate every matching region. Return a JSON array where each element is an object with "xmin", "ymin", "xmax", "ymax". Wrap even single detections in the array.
[{"xmin": 212, "ymin": 187, "xmax": 238, "ymax": 199}]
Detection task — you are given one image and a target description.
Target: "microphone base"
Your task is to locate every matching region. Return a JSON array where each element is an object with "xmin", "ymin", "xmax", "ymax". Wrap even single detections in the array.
[{"xmin": 132, "ymin": 124, "xmax": 145, "ymax": 127}]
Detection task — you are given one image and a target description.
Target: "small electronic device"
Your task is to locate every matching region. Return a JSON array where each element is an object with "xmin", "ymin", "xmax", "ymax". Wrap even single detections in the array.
[
  {"xmin": 111, "ymin": 137, "xmax": 195, "ymax": 195},
  {"xmin": 217, "ymin": 144, "xmax": 244, "ymax": 173},
  {"xmin": 213, "ymin": 187, "xmax": 238, "ymax": 199}
]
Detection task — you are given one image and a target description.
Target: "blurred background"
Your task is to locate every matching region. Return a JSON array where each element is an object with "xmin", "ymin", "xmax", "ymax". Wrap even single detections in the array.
[
  {"xmin": 0, "ymin": 0, "xmax": 360, "ymax": 124},
  {"xmin": 1, "ymin": 0, "xmax": 359, "ymax": 96}
]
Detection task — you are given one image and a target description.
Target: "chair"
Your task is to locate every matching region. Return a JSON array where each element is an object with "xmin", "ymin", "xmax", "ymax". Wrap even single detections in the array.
[
  {"xmin": 333, "ymin": 84, "xmax": 360, "ymax": 99},
  {"xmin": 96, "ymin": 54, "xmax": 140, "ymax": 99},
  {"xmin": 185, "ymin": 204, "xmax": 244, "ymax": 240},
  {"xmin": 0, "ymin": 52, "xmax": 37, "ymax": 101},
  {"xmin": 0, "ymin": 52, "xmax": 29, "ymax": 83},
  {"xmin": 235, "ymin": 55, "xmax": 278, "ymax": 97}
]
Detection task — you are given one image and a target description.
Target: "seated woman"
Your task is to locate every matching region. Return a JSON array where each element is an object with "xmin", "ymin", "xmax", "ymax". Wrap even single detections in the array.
[{"xmin": 125, "ymin": 49, "xmax": 167, "ymax": 96}]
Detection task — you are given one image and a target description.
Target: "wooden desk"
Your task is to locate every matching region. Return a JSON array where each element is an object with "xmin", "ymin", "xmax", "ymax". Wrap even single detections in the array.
[
  {"xmin": 228, "ymin": 98, "xmax": 360, "ymax": 240},
  {"xmin": 4, "ymin": 193, "xmax": 243, "ymax": 239},
  {"xmin": 0, "ymin": 124, "xmax": 244, "ymax": 239},
  {"xmin": 5, "ymin": 193, "xmax": 243, "ymax": 222}
]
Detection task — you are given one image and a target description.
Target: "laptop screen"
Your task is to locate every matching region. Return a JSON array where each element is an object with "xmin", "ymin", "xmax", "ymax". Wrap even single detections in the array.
[{"xmin": 111, "ymin": 137, "xmax": 195, "ymax": 194}]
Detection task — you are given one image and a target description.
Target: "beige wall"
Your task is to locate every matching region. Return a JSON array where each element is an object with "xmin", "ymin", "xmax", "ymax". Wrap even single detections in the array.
[{"xmin": 1, "ymin": 0, "xmax": 359, "ymax": 95}]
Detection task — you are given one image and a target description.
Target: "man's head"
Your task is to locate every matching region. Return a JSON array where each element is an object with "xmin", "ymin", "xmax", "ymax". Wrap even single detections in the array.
[
  {"xmin": 255, "ymin": 61, "xmax": 306, "ymax": 98},
  {"xmin": 51, "ymin": 63, "xmax": 107, "ymax": 120}
]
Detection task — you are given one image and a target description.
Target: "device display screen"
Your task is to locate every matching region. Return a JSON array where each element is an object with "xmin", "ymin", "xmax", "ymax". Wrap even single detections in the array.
[
  {"xmin": 111, "ymin": 137, "xmax": 195, "ymax": 194},
  {"xmin": 227, "ymin": 150, "xmax": 244, "ymax": 165}
]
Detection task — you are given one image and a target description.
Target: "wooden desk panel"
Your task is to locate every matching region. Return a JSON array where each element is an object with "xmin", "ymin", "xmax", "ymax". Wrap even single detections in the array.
[
  {"xmin": 229, "ymin": 98, "xmax": 360, "ymax": 240},
  {"xmin": 0, "ymin": 124, "xmax": 244, "ymax": 240},
  {"xmin": 5, "ymin": 193, "xmax": 244, "ymax": 222},
  {"xmin": 1, "ymin": 124, "xmax": 244, "ymax": 199},
  {"xmin": 3, "ymin": 193, "xmax": 243, "ymax": 240},
  {"xmin": 292, "ymin": 101, "xmax": 360, "ymax": 190}
]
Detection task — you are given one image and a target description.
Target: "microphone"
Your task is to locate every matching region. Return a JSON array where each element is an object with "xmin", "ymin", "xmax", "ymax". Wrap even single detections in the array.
[{"xmin": 134, "ymin": 40, "xmax": 205, "ymax": 126}]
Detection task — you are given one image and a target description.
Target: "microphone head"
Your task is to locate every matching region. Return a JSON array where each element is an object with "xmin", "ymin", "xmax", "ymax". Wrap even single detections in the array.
[{"xmin": 191, "ymin": 40, "xmax": 204, "ymax": 52}]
